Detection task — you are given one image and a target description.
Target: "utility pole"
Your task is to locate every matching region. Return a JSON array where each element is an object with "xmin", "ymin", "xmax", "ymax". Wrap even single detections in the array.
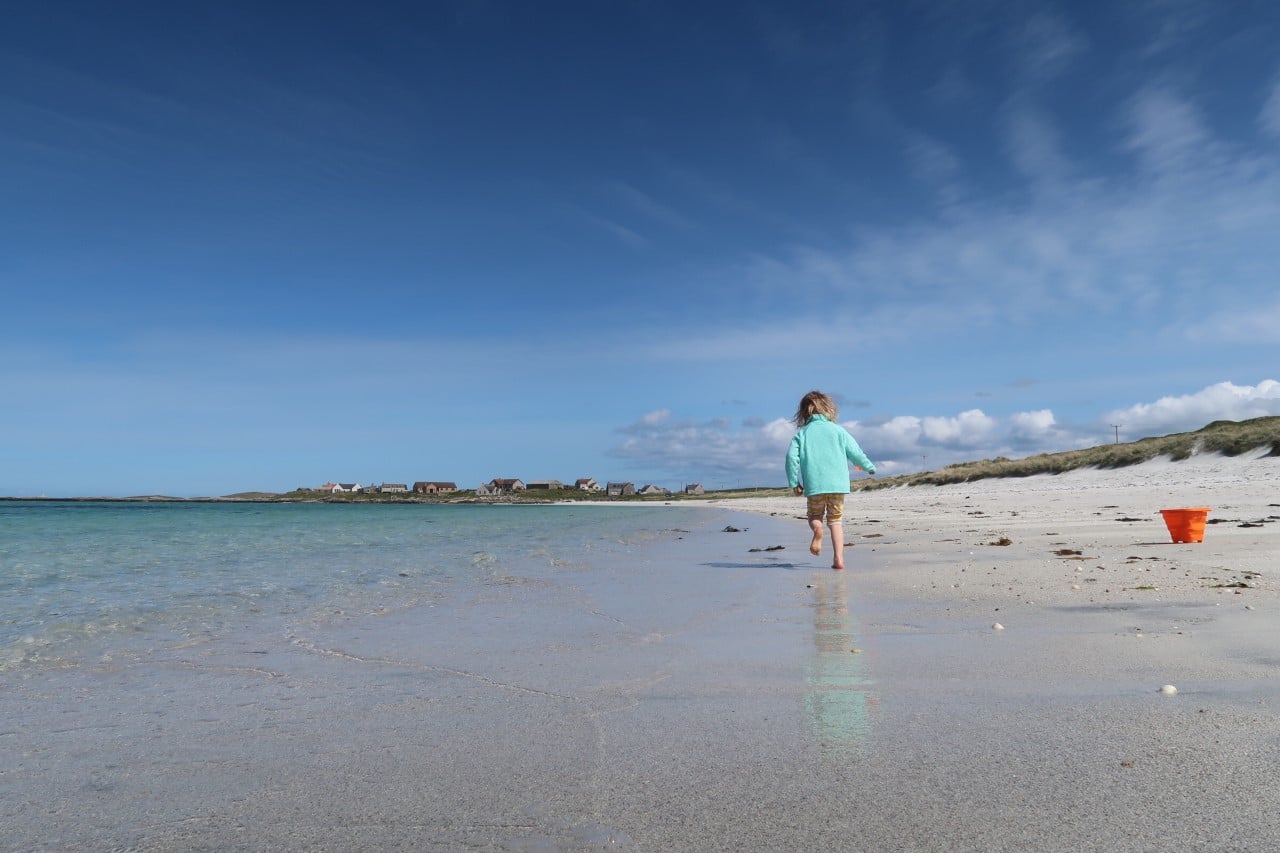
[
  {"xmin": 1110, "ymin": 424, "xmax": 1121, "ymax": 444},
  {"xmin": 921, "ymin": 454, "xmax": 927, "ymax": 471}
]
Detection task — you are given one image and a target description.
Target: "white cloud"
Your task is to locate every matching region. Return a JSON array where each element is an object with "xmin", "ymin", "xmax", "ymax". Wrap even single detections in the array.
[
  {"xmin": 761, "ymin": 416, "xmax": 796, "ymax": 445},
  {"xmin": 611, "ymin": 380, "xmax": 1280, "ymax": 485},
  {"xmin": 1103, "ymin": 380, "xmax": 1280, "ymax": 436},
  {"xmin": 1010, "ymin": 408, "xmax": 1056, "ymax": 436},
  {"xmin": 920, "ymin": 409, "xmax": 998, "ymax": 447},
  {"xmin": 853, "ymin": 415, "xmax": 923, "ymax": 456}
]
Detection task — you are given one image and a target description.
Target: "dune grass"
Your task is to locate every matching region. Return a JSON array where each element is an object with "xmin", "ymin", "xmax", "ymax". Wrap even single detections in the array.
[{"xmin": 850, "ymin": 415, "xmax": 1280, "ymax": 491}]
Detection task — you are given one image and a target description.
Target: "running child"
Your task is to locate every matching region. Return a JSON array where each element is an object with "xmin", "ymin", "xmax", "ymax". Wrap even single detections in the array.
[{"xmin": 785, "ymin": 390, "xmax": 877, "ymax": 570}]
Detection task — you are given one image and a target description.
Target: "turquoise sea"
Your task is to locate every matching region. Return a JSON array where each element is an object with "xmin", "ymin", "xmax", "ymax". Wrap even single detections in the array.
[{"xmin": 0, "ymin": 500, "xmax": 686, "ymax": 675}]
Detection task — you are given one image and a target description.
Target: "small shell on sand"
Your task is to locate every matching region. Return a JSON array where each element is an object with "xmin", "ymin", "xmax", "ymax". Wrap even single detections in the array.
[
  {"xmin": 992, "ymin": 622, "xmax": 1005, "ymax": 630},
  {"xmin": 1159, "ymin": 684, "xmax": 1178, "ymax": 695}
]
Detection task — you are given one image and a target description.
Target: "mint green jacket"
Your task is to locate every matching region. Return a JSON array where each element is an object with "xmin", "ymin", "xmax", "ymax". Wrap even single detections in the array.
[{"xmin": 785, "ymin": 414, "xmax": 876, "ymax": 495}]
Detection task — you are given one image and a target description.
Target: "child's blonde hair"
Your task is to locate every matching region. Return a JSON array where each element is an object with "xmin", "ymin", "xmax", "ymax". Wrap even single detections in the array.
[{"xmin": 794, "ymin": 390, "xmax": 838, "ymax": 426}]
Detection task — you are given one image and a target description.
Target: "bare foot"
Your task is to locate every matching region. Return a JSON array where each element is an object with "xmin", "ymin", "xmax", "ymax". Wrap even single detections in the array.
[
  {"xmin": 831, "ymin": 563, "xmax": 844, "ymax": 571},
  {"xmin": 809, "ymin": 528, "xmax": 822, "ymax": 555}
]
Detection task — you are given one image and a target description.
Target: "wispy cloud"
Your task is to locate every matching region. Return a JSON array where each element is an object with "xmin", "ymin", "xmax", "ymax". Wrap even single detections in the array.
[
  {"xmin": 611, "ymin": 412, "xmax": 791, "ymax": 483},
  {"xmin": 904, "ymin": 131, "xmax": 964, "ymax": 204},
  {"xmin": 639, "ymin": 72, "xmax": 1280, "ymax": 362},
  {"xmin": 574, "ymin": 207, "xmax": 648, "ymax": 248},
  {"xmin": 1262, "ymin": 73, "xmax": 1280, "ymax": 138},
  {"xmin": 1137, "ymin": 0, "xmax": 1214, "ymax": 58},
  {"xmin": 1002, "ymin": 104, "xmax": 1071, "ymax": 185},
  {"xmin": 1124, "ymin": 86, "xmax": 1211, "ymax": 175},
  {"xmin": 604, "ymin": 181, "xmax": 697, "ymax": 231},
  {"xmin": 1010, "ymin": 9, "xmax": 1088, "ymax": 82},
  {"xmin": 927, "ymin": 65, "xmax": 977, "ymax": 107}
]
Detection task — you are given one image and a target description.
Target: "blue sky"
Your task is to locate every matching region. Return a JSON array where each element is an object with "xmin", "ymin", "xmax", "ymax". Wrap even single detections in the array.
[{"xmin": 3, "ymin": 1, "xmax": 1279, "ymax": 497}]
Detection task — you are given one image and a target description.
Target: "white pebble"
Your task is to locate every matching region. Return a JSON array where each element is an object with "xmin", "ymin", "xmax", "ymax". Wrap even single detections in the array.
[
  {"xmin": 1159, "ymin": 684, "xmax": 1178, "ymax": 695},
  {"xmin": 992, "ymin": 622, "xmax": 1004, "ymax": 630}
]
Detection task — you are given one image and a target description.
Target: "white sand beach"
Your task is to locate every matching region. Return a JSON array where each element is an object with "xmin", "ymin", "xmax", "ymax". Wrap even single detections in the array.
[{"xmin": 715, "ymin": 448, "xmax": 1279, "ymax": 615}]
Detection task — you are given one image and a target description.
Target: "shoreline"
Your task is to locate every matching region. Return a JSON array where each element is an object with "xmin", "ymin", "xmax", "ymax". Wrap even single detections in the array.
[{"xmin": 0, "ymin": 493, "xmax": 747, "ymax": 505}]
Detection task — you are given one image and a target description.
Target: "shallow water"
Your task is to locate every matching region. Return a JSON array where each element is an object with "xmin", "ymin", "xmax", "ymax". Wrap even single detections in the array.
[{"xmin": 0, "ymin": 500, "xmax": 683, "ymax": 674}]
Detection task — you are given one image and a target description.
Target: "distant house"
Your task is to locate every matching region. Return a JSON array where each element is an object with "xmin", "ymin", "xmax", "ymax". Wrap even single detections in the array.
[
  {"xmin": 379, "ymin": 483, "xmax": 408, "ymax": 494},
  {"xmin": 684, "ymin": 483, "xmax": 705, "ymax": 496},
  {"xmin": 475, "ymin": 483, "xmax": 496, "ymax": 496},
  {"xmin": 575, "ymin": 478, "xmax": 601, "ymax": 492},
  {"xmin": 638, "ymin": 484, "xmax": 668, "ymax": 496},
  {"xmin": 606, "ymin": 482, "xmax": 635, "ymax": 497},
  {"xmin": 412, "ymin": 481, "xmax": 457, "ymax": 495},
  {"xmin": 319, "ymin": 482, "xmax": 338, "ymax": 492},
  {"xmin": 333, "ymin": 483, "xmax": 361, "ymax": 493},
  {"xmin": 526, "ymin": 480, "xmax": 564, "ymax": 490},
  {"xmin": 488, "ymin": 478, "xmax": 526, "ymax": 494}
]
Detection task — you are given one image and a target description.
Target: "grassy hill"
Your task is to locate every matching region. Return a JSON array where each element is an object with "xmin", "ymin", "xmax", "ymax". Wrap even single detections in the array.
[{"xmin": 853, "ymin": 415, "xmax": 1280, "ymax": 491}]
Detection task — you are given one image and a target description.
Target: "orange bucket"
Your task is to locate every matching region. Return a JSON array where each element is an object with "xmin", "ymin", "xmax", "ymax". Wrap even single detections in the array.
[{"xmin": 1159, "ymin": 508, "xmax": 1211, "ymax": 543}]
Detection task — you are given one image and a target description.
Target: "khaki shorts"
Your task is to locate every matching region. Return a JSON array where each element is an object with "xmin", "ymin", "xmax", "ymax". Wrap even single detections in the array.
[{"xmin": 806, "ymin": 493, "xmax": 845, "ymax": 523}]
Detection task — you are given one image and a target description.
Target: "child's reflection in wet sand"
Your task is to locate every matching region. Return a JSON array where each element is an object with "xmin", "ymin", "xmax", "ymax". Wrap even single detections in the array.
[{"xmin": 805, "ymin": 572, "xmax": 878, "ymax": 754}]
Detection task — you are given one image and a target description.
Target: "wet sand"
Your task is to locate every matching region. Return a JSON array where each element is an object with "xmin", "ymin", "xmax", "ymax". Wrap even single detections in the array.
[
  {"xmin": 7, "ymin": 454, "xmax": 1280, "ymax": 850},
  {"xmin": 5, "ymin": 507, "xmax": 860, "ymax": 850}
]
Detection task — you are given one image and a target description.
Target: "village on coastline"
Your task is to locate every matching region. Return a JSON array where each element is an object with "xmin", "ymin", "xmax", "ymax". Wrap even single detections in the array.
[
  {"xmin": 303, "ymin": 477, "xmax": 707, "ymax": 499},
  {"xmin": 0, "ymin": 477, "xmax": 727, "ymax": 503}
]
